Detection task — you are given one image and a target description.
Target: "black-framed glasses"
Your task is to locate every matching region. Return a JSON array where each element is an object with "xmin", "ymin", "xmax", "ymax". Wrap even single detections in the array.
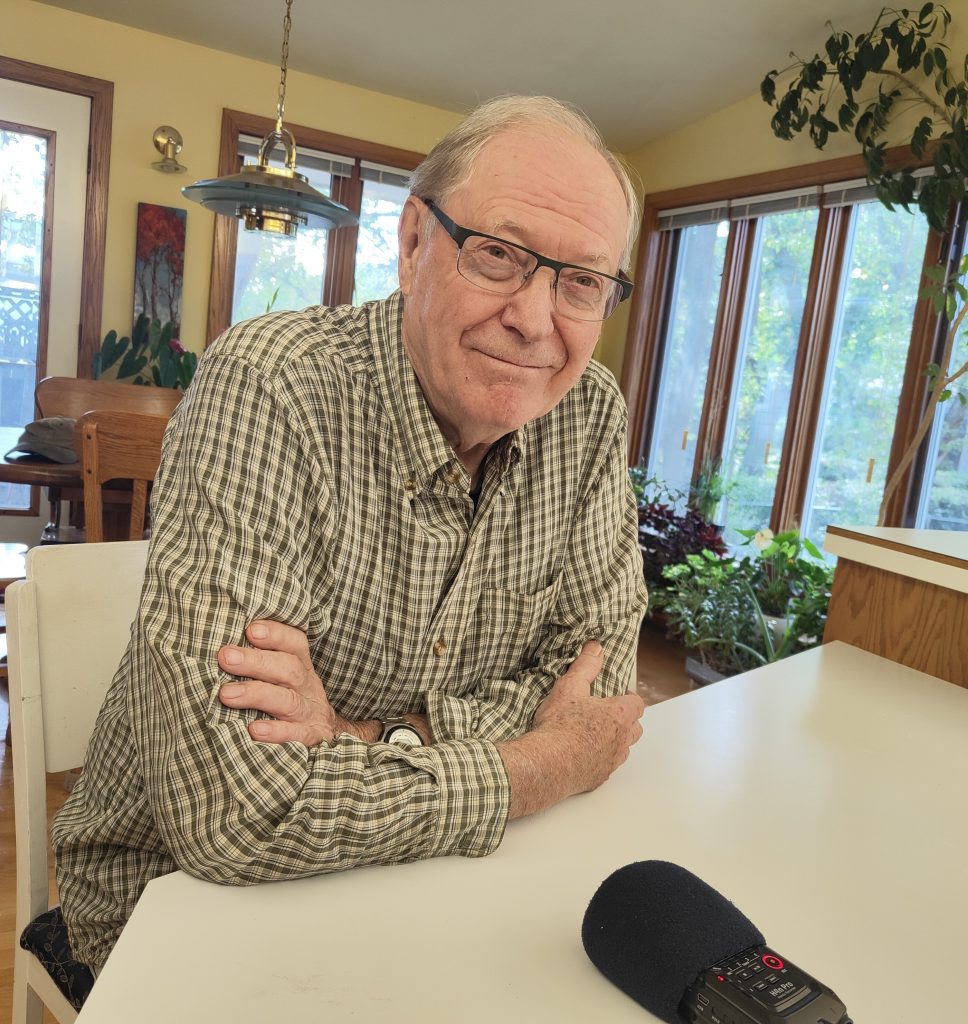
[{"xmin": 421, "ymin": 198, "xmax": 633, "ymax": 323}]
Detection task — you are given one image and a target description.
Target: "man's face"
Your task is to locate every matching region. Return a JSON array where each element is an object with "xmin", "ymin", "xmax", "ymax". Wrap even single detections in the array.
[{"xmin": 397, "ymin": 126, "xmax": 629, "ymax": 463}]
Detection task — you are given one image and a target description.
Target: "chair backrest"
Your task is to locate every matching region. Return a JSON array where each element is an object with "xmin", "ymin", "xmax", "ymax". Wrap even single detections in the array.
[
  {"xmin": 7, "ymin": 541, "xmax": 148, "ymax": 946},
  {"xmin": 75, "ymin": 409, "xmax": 170, "ymax": 543},
  {"xmin": 35, "ymin": 376, "xmax": 182, "ymax": 421}
]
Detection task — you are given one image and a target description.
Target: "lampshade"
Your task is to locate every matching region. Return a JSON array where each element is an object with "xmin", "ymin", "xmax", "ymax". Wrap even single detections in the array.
[{"xmin": 182, "ymin": 0, "xmax": 357, "ymax": 237}]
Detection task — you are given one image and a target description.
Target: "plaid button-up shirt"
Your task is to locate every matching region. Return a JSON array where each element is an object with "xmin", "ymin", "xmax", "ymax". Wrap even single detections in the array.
[{"xmin": 52, "ymin": 293, "xmax": 648, "ymax": 972}]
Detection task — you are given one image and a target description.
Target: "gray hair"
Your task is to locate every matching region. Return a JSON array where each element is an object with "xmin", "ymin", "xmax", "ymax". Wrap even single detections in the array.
[{"xmin": 409, "ymin": 95, "xmax": 641, "ymax": 270}]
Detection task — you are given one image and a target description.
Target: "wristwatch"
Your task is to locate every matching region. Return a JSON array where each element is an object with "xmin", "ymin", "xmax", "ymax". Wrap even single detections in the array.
[{"xmin": 379, "ymin": 716, "xmax": 424, "ymax": 747}]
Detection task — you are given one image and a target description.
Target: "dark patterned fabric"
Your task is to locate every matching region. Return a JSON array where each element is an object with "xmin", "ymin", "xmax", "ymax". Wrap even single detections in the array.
[{"xmin": 20, "ymin": 906, "xmax": 95, "ymax": 1010}]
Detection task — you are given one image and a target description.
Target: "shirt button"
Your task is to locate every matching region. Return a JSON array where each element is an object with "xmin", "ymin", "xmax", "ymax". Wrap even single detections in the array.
[
  {"xmin": 404, "ymin": 477, "xmax": 417, "ymax": 494},
  {"xmin": 432, "ymin": 639, "xmax": 447, "ymax": 657},
  {"xmin": 445, "ymin": 469, "xmax": 461, "ymax": 486}
]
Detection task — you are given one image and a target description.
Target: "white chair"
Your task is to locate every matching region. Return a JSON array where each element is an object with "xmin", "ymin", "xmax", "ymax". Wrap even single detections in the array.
[{"xmin": 8, "ymin": 540, "xmax": 149, "ymax": 1023}]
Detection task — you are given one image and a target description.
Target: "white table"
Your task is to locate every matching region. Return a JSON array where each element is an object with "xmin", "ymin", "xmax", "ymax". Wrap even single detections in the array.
[{"xmin": 77, "ymin": 642, "xmax": 968, "ymax": 1023}]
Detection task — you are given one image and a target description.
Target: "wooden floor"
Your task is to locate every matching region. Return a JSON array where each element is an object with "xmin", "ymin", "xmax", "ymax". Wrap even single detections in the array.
[{"xmin": 0, "ymin": 621, "xmax": 689, "ymax": 1021}]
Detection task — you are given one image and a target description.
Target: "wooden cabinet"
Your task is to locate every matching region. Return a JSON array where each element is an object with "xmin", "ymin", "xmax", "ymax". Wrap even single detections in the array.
[{"xmin": 823, "ymin": 525, "xmax": 968, "ymax": 687}]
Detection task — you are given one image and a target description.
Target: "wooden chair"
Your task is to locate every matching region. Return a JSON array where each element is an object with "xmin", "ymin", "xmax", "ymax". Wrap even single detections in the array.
[
  {"xmin": 35, "ymin": 376, "xmax": 183, "ymax": 421},
  {"xmin": 34, "ymin": 377, "xmax": 182, "ymax": 543},
  {"xmin": 8, "ymin": 540, "xmax": 149, "ymax": 1021},
  {"xmin": 75, "ymin": 409, "xmax": 169, "ymax": 543}
]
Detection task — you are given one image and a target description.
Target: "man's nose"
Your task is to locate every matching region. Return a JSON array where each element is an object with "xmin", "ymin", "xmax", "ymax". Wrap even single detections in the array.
[{"xmin": 500, "ymin": 268, "xmax": 557, "ymax": 340}]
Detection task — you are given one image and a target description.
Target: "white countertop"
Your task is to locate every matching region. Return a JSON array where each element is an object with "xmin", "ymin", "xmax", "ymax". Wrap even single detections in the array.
[{"xmin": 77, "ymin": 642, "xmax": 968, "ymax": 1024}]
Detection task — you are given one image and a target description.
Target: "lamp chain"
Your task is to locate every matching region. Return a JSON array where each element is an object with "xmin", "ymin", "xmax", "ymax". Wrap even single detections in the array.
[{"xmin": 275, "ymin": 0, "xmax": 293, "ymax": 134}]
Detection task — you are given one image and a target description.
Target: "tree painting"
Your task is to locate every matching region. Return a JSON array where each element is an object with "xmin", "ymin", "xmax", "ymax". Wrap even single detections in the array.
[{"xmin": 133, "ymin": 203, "xmax": 186, "ymax": 335}]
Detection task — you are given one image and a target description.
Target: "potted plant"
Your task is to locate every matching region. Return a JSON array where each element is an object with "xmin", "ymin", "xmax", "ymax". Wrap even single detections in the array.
[
  {"xmin": 630, "ymin": 468, "xmax": 727, "ymax": 593},
  {"xmin": 93, "ymin": 313, "xmax": 198, "ymax": 390},
  {"xmin": 654, "ymin": 527, "xmax": 834, "ymax": 684},
  {"xmin": 689, "ymin": 456, "xmax": 735, "ymax": 526}
]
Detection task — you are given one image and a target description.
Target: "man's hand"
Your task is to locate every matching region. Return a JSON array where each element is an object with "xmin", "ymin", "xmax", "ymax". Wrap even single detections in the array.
[
  {"xmin": 497, "ymin": 641, "xmax": 644, "ymax": 819},
  {"xmin": 218, "ymin": 621, "xmax": 376, "ymax": 745}
]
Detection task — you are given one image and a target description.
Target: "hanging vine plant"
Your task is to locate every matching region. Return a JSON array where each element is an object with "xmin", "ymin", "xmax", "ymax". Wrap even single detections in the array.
[{"xmin": 761, "ymin": 3, "xmax": 968, "ymax": 523}]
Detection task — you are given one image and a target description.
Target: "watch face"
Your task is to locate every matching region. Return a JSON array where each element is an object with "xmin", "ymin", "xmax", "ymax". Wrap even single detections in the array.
[{"xmin": 385, "ymin": 724, "xmax": 422, "ymax": 747}]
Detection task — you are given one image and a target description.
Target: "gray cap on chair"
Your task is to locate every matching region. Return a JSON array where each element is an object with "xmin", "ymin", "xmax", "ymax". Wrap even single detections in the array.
[{"xmin": 5, "ymin": 417, "xmax": 78, "ymax": 464}]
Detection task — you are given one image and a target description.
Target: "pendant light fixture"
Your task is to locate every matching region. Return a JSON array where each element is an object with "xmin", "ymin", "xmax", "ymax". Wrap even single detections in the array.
[{"xmin": 182, "ymin": 0, "xmax": 357, "ymax": 237}]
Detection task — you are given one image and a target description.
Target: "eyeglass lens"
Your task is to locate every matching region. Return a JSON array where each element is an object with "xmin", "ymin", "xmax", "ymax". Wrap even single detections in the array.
[{"xmin": 457, "ymin": 236, "xmax": 621, "ymax": 321}]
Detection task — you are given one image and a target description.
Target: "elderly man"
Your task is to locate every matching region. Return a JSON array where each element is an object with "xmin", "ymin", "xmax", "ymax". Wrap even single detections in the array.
[{"xmin": 52, "ymin": 95, "xmax": 649, "ymax": 974}]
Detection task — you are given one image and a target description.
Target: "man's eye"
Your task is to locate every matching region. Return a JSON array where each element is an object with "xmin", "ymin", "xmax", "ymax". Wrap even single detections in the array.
[
  {"xmin": 566, "ymin": 272, "xmax": 604, "ymax": 294},
  {"xmin": 481, "ymin": 243, "xmax": 515, "ymax": 262}
]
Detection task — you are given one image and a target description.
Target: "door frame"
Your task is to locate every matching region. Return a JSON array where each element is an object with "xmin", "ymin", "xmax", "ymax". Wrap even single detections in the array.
[{"xmin": 0, "ymin": 56, "xmax": 113, "ymax": 379}]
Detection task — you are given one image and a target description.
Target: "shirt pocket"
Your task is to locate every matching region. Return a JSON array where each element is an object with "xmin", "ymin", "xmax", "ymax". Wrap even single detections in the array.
[{"xmin": 460, "ymin": 577, "xmax": 562, "ymax": 682}]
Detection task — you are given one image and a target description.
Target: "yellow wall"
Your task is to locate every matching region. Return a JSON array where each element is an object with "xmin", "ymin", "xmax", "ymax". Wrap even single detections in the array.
[{"xmin": 4, "ymin": 0, "xmax": 462, "ymax": 355}]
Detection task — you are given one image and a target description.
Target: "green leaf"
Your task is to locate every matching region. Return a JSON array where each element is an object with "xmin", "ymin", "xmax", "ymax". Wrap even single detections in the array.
[
  {"xmin": 958, "ymin": 392, "xmax": 967, "ymax": 406},
  {"xmin": 939, "ymin": 388, "xmax": 952, "ymax": 401},
  {"xmin": 117, "ymin": 351, "xmax": 148, "ymax": 381},
  {"xmin": 760, "ymin": 74, "xmax": 777, "ymax": 104}
]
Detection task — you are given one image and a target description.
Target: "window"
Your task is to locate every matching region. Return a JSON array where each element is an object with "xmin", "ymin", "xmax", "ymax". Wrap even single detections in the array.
[
  {"xmin": 721, "ymin": 207, "xmax": 818, "ymax": 544},
  {"xmin": 207, "ymin": 111, "xmax": 423, "ymax": 343},
  {"xmin": 916, "ymin": 231, "xmax": 968, "ymax": 531},
  {"xmin": 645, "ymin": 221, "xmax": 728, "ymax": 494},
  {"xmin": 0, "ymin": 126, "xmax": 48, "ymax": 510},
  {"xmin": 623, "ymin": 153, "xmax": 951, "ymax": 543}
]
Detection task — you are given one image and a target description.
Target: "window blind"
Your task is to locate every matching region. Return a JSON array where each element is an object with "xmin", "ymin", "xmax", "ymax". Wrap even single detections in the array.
[
  {"xmin": 657, "ymin": 170, "xmax": 933, "ymax": 230},
  {"xmin": 238, "ymin": 135, "xmax": 355, "ymax": 179},
  {"xmin": 360, "ymin": 160, "xmax": 411, "ymax": 189}
]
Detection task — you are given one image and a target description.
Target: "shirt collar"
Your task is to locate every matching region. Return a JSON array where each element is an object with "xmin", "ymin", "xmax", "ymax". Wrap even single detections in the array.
[{"xmin": 372, "ymin": 291, "xmax": 528, "ymax": 491}]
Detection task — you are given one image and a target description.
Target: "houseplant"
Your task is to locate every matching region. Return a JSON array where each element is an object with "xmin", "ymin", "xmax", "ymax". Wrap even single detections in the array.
[
  {"xmin": 93, "ymin": 313, "xmax": 198, "ymax": 390},
  {"xmin": 689, "ymin": 456, "xmax": 734, "ymax": 525},
  {"xmin": 630, "ymin": 468, "xmax": 727, "ymax": 592},
  {"xmin": 655, "ymin": 527, "xmax": 834, "ymax": 683},
  {"xmin": 761, "ymin": 3, "xmax": 968, "ymax": 523}
]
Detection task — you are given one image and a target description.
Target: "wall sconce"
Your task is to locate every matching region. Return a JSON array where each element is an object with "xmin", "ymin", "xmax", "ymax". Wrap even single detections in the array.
[{"xmin": 152, "ymin": 126, "xmax": 187, "ymax": 174}]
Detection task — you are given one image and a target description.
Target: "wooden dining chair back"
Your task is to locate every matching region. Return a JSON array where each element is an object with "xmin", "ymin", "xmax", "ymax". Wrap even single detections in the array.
[
  {"xmin": 75, "ymin": 410, "xmax": 170, "ymax": 543},
  {"xmin": 8, "ymin": 540, "xmax": 149, "ymax": 1021},
  {"xmin": 32, "ymin": 377, "xmax": 182, "ymax": 544},
  {"xmin": 35, "ymin": 376, "xmax": 183, "ymax": 421}
]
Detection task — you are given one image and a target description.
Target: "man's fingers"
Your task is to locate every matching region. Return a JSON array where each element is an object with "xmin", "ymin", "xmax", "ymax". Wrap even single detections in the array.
[
  {"xmin": 218, "ymin": 644, "xmax": 305, "ymax": 688},
  {"xmin": 219, "ymin": 679, "xmax": 302, "ymax": 720},
  {"xmin": 246, "ymin": 619, "xmax": 311, "ymax": 657},
  {"xmin": 247, "ymin": 717, "xmax": 319, "ymax": 747}
]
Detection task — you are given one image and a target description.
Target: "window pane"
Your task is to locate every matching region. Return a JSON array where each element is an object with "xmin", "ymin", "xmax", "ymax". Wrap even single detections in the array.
[
  {"xmin": 916, "ymin": 278, "xmax": 968, "ymax": 529},
  {"xmin": 231, "ymin": 145, "xmax": 333, "ymax": 324},
  {"xmin": 0, "ymin": 128, "xmax": 47, "ymax": 510},
  {"xmin": 802, "ymin": 202, "xmax": 930, "ymax": 546},
  {"xmin": 721, "ymin": 208, "xmax": 819, "ymax": 542},
  {"xmin": 646, "ymin": 222, "xmax": 728, "ymax": 492},
  {"xmin": 353, "ymin": 176, "xmax": 407, "ymax": 304}
]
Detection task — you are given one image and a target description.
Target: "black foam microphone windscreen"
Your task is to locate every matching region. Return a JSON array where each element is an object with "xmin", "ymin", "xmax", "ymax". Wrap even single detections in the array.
[{"xmin": 581, "ymin": 860, "xmax": 765, "ymax": 1023}]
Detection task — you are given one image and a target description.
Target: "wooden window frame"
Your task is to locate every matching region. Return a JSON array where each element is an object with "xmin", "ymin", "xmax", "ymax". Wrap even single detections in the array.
[
  {"xmin": 205, "ymin": 109, "xmax": 424, "ymax": 344},
  {"xmin": 0, "ymin": 57, "xmax": 113, "ymax": 380},
  {"xmin": 622, "ymin": 146, "xmax": 949, "ymax": 529}
]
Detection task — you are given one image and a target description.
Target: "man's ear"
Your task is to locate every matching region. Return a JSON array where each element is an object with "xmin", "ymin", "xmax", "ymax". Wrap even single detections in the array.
[{"xmin": 397, "ymin": 196, "xmax": 426, "ymax": 296}]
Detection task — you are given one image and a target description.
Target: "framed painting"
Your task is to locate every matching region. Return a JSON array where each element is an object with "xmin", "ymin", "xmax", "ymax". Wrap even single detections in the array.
[{"xmin": 133, "ymin": 202, "xmax": 186, "ymax": 334}]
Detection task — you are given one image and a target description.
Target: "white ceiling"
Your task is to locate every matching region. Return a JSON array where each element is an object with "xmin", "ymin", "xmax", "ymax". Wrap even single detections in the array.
[{"xmin": 38, "ymin": 0, "xmax": 887, "ymax": 152}]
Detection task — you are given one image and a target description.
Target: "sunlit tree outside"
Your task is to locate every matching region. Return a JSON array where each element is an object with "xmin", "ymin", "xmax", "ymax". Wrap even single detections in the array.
[
  {"xmin": 801, "ymin": 202, "xmax": 930, "ymax": 547},
  {"xmin": 721, "ymin": 208, "xmax": 818, "ymax": 544}
]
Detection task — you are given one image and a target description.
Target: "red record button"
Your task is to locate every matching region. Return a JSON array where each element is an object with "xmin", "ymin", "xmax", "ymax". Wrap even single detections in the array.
[{"xmin": 761, "ymin": 954, "xmax": 784, "ymax": 970}]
